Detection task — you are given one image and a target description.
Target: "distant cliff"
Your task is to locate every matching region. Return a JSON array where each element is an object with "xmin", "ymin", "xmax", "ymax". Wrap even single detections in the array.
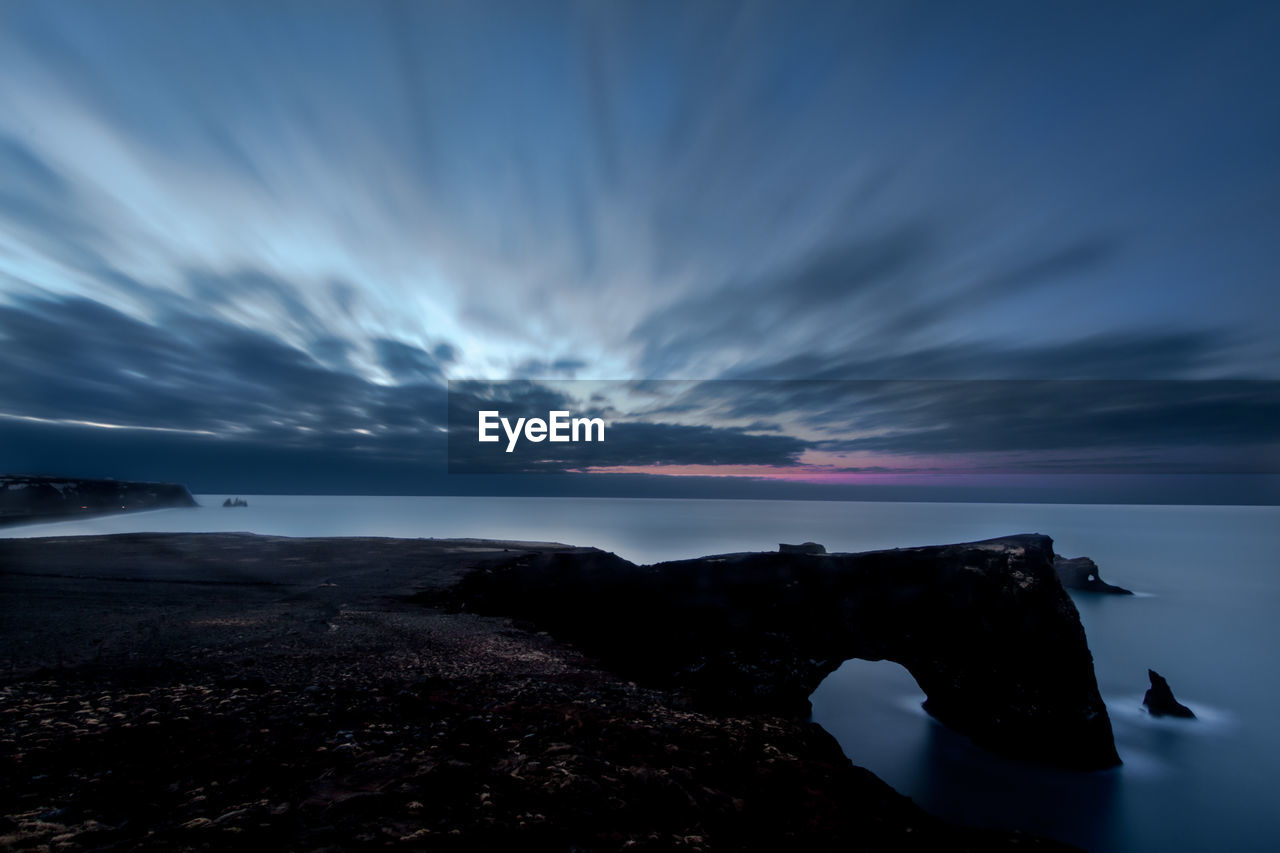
[
  {"xmin": 0, "ymin": 475, "xmax": 198, "ymax": 525},
  {"xmin": 457, "ymin": 533, "xmax": 1121, "ymax": 770}
]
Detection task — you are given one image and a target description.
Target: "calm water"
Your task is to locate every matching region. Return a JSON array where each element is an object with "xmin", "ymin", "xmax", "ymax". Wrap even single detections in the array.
[{"xmin": 5, "ymin": 496, "xmax": 1279, "ymax": 852}]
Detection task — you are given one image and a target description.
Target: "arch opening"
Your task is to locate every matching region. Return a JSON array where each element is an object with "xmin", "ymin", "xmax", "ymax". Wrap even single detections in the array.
[
  {"xmin": 809, "ymin": 657, "xmax": 1122, "ymax": 851},
  {"xmin": 809, "ymin": 658, "xmax": 930, "ymax": 770}
]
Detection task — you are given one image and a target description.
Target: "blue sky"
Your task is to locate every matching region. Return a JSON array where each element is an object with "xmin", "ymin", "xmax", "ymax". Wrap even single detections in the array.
[{"xmin": 0, "ymin": 1, "xmax": 1277, "ymax": 497}]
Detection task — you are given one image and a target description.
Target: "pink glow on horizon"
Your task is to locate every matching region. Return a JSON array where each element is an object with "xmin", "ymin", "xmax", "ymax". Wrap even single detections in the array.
[{"xmin": 580, "ymin": 464, "xmax": 927, "ymax": 484}]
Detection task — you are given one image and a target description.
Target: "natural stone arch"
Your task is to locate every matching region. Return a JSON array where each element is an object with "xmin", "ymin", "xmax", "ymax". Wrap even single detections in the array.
[{"xmin": 456, "ymin": 534, "xmax": 1120, "ymax": 770}]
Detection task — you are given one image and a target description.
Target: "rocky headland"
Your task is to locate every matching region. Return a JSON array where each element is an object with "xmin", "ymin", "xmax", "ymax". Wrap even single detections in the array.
[
  {"xmin": 455, "ymin": 534, "xmax": 1119, "ymax": 770},
  {"xmin": 0, "ymin": 532, "xmax": 1098, "ymax": 850},
  {"xmin": 0, "ymin": 476, "xmax": 198, "ymax": 526}
]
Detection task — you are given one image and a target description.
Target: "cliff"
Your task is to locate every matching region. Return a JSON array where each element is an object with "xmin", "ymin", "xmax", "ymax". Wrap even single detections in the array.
[
  {"xmin": 0, "ymin": 475, "xmax": 198, "ymax": 525},
  {"xmin": 456, "ymin": 533, "xmax": 1121, "ymax": 770}
]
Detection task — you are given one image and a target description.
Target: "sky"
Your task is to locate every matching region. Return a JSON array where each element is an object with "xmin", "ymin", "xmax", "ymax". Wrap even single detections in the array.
[{"xmin": 0, "ymin": 1, "xmax": 1277, "ymax": 501}]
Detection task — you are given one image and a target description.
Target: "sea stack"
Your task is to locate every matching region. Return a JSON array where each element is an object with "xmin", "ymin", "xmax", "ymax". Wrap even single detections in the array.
[{"xmin": 1143, "ymin": 669, "xmax": 1196, "ymax": 718}]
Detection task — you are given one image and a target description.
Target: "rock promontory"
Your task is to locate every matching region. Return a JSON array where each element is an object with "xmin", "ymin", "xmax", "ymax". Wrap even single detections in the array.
[
  {"xmin": 1053, "ymin": 554, "xmax": 1133, "ymax": 595},
  {"xmin": 0, "ymin": 475, "xmax": 197, "ymax": 525},
  {"xmin": 456, "ymin": 533, "xmax": 1121, "ymax": 770}
]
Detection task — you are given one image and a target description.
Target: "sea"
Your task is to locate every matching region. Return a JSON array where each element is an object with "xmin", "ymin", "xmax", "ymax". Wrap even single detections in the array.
[{"xmin": 4, "ymin": 495, "xmax": 1278, "ymax": 852}]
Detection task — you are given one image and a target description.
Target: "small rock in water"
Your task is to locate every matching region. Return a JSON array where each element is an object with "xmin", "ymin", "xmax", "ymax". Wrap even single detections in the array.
[
  {"xmin": 1143, "ymin": 669, "xmax": 1196, "ymax": 718},
  {"xmin": 779, "ymin": 542, "xmax": 826, "ymax": 555}
]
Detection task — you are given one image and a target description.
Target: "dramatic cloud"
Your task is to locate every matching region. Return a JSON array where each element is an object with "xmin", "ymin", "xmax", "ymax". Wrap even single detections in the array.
[
  {"xmin": 0, "ymin": 293, "xmax": 446, "ymax": 454},
  {"xmin": 0, "ymin": 1, "xmax": 1277, "ymax": 495}
]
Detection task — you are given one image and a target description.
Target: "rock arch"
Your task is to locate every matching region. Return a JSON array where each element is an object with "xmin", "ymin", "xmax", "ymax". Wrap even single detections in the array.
[{"xmin": 456, "ymin": 534, "xmax": 1120, "ymax": 770}]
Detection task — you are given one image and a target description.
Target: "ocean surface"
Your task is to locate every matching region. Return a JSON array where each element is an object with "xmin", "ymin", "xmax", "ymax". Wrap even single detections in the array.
[{"xmin": 5, "ymin": 495, "xmax": 1279, "ymax": 852}]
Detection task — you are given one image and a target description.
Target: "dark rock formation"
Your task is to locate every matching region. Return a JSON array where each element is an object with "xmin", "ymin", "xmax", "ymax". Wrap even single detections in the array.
[
  {"xmin": 457, "ymin": 534, "xmax": 1120, "ymax": 770},
  {"xmin": 1054, "ymin": 555, "xmax": 1133, "ymax": 595},
  {"xmin": 0, "ymin": 533, "xmax": 1078, "ymax": 851},
  {"xmin": 0, "ymin": 475, "xmax": 198, "ymax": 526},
  {"xmin": 779, "ymin": 541, "xmax": 826, "ymax": 554},
  {"xmin": 222, "ymin": 497, "xmax": 249, "ymax": 507},
  {"xmin": 1143, "ymin": 669, "xmax": 1196, "ymax": 718}
]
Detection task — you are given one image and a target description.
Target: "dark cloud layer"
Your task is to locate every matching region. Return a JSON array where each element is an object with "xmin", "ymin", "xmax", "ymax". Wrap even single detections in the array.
[
  {"xmin": 0, "ymin": 293, "xmax": 445, "ymax": 452},
  {"xmin": 7, "ymin": 412, "xmax": 1278, "ymax": 506},
  {"xmin": 443, "ymin": 379, "xmax": 1279, "ymax": 476},
  {"xmin": 445, "ymin": 380, "xmax": 809, "ymax": 473}
]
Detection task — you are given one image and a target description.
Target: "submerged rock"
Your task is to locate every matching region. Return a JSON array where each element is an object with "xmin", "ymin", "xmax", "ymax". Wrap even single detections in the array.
[
  {"xmin": 1054, "ymin": 555, "xmax": 1133, "ymax": 595},
  {"xmin": 779, "ymin": 541, "xmax": 826, "ymax": 554},
  {"xmin": 1143, "ymin": 669, "xmax": 1196, "ymax": 718}
]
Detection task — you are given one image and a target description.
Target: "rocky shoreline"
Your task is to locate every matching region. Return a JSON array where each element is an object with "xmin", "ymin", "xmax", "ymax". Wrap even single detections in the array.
[{"xmin": 0, "ymin": 533, "xmax": 1087, "ymax": 850}]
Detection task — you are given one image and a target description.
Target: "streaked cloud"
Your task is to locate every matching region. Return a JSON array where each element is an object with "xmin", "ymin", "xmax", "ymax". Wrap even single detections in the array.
[{"xmin": 0, "ymin": 1, "xmax": 1277, "ymax": 493}]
